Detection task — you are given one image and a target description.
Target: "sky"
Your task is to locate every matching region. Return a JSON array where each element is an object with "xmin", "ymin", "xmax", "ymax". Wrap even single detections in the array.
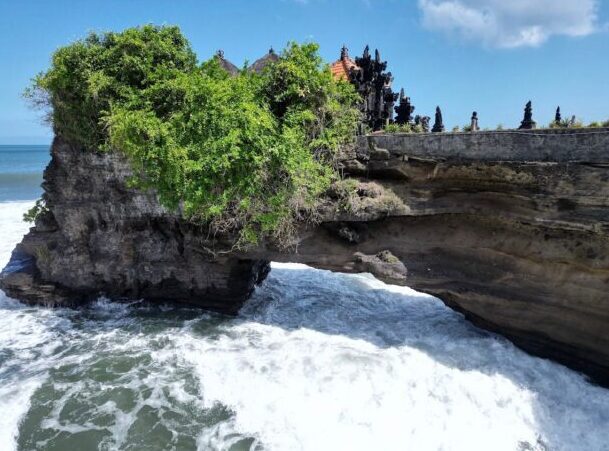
[{"xmin": 0, "ymin": 0, "xmax": 608, "ymax": 144}]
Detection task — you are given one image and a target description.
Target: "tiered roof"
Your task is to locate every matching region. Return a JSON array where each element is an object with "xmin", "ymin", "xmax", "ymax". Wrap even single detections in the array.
[
  {"xmin": 249, "ymin": 48, "xmax": 279, "ymax": 74},
  {"xmin": 330, "ymin": 46, "xmax": 358, "ymax": 81},
  {"xmin": 215, "ymin": 50, "xmax": 240, "ymax": 76},
  {"xmin": 215, "ymin": 46, "xmax": 363, "ymax": 81}
]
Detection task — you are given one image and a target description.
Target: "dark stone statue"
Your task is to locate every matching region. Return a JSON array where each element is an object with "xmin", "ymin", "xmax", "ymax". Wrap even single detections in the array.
[
  {"xmin": 470, "ymin": 111, "xmax": 479, "ymax": 132},
  {"xmin": 341, "ymin": 44, "xmax": 349, "ymax": 60},
  {"xmin": 349, "ymin": 45, "xmax": 398, "ymax": 131},
  {"xmin": 519, "ymin": 101, "xmax": 537, "ymax": 130},
  {"xmin": 432, "ymin": 106, "xmax": 445, "ymax": 133},
  {"xmin": 414, "ymin": 115, "xmax": 431, "ymax": 132},
  {"xmin": 555, "ymin": 106, "xmax": 562, "ymax": 124},
  {"xmin": 420, "ymin": 116, "xmax": 430, "ymax": 132},
  {"xmin": 394, "ymin": 89, "xmax": 415, "ymax": 125}
]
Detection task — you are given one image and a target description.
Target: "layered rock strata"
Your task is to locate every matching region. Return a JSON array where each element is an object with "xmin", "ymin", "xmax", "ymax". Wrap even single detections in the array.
[{"xmin": 2, "ymin": 129, "xmax": 609, "ymax": 384}]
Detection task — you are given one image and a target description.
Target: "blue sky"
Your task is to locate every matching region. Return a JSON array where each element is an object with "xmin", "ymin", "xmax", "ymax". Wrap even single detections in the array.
[{"xmin": 0, "ymin": 0, "xmax": 608, "ymax": 144}]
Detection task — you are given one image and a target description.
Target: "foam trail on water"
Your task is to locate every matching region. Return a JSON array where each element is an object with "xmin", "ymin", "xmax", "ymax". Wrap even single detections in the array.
[
  {"xmin": 0, "ymin": 201, "xmax": 46, "ymax": 449},
  {"xmin": 174, "ymin": 262, "xmax": 609, "ymax": 451},
  {"xmin": 1, "ymin": 201, "xmax": 609, "ymax": 450}
]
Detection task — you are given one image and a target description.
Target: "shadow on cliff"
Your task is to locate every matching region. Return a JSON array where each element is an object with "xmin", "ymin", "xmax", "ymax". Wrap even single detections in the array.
[{"xmin": 237, "ymin": 263, "xmax": 609, "ymax": 450}]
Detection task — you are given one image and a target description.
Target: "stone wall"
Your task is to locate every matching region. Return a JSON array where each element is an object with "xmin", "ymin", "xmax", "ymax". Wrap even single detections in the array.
[
  {"xmin": 360, "ymin": 127, "xmax": 609, "ymax": 162},
  {"xmin": 332, "ymin": 128, "xmax": 609, "ymax": 385}
]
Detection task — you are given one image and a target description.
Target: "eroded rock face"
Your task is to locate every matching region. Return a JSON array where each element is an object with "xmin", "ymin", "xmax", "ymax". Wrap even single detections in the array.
[
  {"xmin": 1, "ymin": 139, "xmax": 270, "ymax": 314},
  {"xmin": 2, "ymin": 129, "xmax": 609, "ymax": 384}
]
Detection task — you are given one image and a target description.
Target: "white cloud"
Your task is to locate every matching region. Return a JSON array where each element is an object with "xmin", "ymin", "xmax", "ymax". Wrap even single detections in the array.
[{"xmin": 418, "ymin": 0, "xmax": 600, "ymax": 48}]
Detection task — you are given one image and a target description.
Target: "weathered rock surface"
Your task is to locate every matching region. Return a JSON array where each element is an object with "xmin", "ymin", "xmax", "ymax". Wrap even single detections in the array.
[
  {"xmin": 2, "ymin": 129, "xmax": 609, "ymax": 385},
  {"xmin": 1, "ymin": 139, "xmax": 270, "ymax": 314}
]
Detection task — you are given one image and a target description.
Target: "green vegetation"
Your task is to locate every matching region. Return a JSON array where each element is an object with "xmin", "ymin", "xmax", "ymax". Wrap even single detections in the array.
[
  {"xmin": 23, "ymin": 199, "xmax": 48, "ymax": 223},
  {"xmin": 548, "ymin": 116, "xmax": 609, "ymax": 129},
  {"xmin": 549, "ymin": 117, "xmax": 584, "ymax": 129},
  {"xmin": 27, "ymin": 25, "xmax": 360, "ymax": 247},
  {"xmin": 330, "ymin": 179, "xmax": 404, "ymax": 218},
  {"xmin": 586, "ymin": 119, "xmax": 609, "ymax": 128},
  {"xmin": 376, "ymin": 250, "xmax": 400, "ymax": 264},
  {"xmin": 384, "ymin": 122, "xmax": 425, "ymax": 133}
]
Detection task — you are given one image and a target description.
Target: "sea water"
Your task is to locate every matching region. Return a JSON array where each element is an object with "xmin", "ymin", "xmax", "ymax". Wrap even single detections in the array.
[
  {"xmin": 1, "ymin": 145, "xmax": 609, "ymax": 451},
  {"xmin": 0, "ymin": 145, "xmax": 49, "ymax": 202}
]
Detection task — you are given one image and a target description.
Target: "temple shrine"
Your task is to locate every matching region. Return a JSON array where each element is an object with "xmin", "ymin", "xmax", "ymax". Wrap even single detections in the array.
[
  {"xmin": 249, "ymin": 48, "xmax": 279, "ymax": 73},
  {"xmin": 330, "ymin": 45, "xmax": 359, "ymax": 80},
  {"xmin": 219, "ymin": 45, "xmax": 410, "ymax": 132},
  {"xmin": 331, "ymin": 45, "xmax": 401, "ymax": 131}
]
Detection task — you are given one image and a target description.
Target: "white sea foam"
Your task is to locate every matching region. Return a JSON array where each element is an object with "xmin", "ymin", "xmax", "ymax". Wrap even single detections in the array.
[
  {"xmin": 0, "ymin": 201, "xmax": 43, "ymax": 449},
  {"xmin": 0, "ymin": 201, "xmax": 34, "ymax": 267},
  {"xmin": 1, "ymin": 201, "xmax": 609, "ymax": 450},
  {"xmin": 173, "ymin": 262, "xmax": 609, "ymax": 451}
]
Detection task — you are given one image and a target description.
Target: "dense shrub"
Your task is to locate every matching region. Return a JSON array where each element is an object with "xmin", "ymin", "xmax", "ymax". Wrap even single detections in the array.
[
  {"xmin": 549, "ymin": 117, "xmax": 584, "ymax": 129},
  {"xmin": 588, "ymin": 120, "xmax": 609, "ymax": 128},
  {"xmin": 27, "ymin": 26, "xmax": 360, "ymax": 247},
  {"xmin": 26, "ymin": 25, "xmax": 198, "ymax": 150},
  {"xmin": 384, "ymin": 123, "xmax": 425, "ymax": 133}
]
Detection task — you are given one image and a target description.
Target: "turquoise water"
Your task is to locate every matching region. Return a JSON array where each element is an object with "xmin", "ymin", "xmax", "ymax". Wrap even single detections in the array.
[
  {"xmin": 1, "ymin": 145, "xmax": 609, "ymax": 450},
  {"xmin": 0, "ymin": 145, "xmax": 49, "ymax": 201}
]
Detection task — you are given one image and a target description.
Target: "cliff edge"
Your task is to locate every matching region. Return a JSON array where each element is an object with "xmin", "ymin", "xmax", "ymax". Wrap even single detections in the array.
[{"xmin": 2, "ymin": 129, "xmax": 609, "ymax": 385}]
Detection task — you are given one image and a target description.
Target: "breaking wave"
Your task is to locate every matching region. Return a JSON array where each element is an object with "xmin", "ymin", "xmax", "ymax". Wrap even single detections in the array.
[{"xmin": 1, "ymin": 200, "xmax": 608, "ymax": 450}]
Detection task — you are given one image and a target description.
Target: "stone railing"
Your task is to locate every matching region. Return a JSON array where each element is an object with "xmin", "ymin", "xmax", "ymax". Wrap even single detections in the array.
[{"xmin": 357, "ymin": 128, "xmax": 609, "ymax": 163}]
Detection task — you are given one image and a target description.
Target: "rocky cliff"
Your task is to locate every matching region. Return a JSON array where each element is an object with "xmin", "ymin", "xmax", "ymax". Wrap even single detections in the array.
[
  {"xmin": 2, "ymin": 129, "xmax": 609, "ymax": 384},
  {"xmin": 1, "ymin": 139, "xmax": 270, "ymax": 314}
]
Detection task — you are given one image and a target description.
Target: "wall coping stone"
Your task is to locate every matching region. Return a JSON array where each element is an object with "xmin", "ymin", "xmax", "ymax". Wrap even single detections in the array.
[{"xmin": 359, "ymin": 128, "xmax": 609, "ymax": 163}]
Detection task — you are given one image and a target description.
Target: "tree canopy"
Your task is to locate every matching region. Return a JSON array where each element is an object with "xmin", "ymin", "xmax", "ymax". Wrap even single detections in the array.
[{"xmin": 28, "ymin": 25, "xmax": 360, "ymax": 247}]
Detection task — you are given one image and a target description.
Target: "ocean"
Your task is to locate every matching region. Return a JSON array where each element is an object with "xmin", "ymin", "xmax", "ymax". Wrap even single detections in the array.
[
  {"xmin": 1, "ymin": 145, "xmax": 609, "ymax": 450},
  {"xmin": 0, "ymin": 145, "xmax": 49, "ymax": 202}
]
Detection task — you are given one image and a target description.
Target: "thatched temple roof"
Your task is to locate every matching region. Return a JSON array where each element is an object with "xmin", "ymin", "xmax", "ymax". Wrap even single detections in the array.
[
  {"xmin": 215, "ymin": 50, "xmax": 240, "ymax": 76},
  {"xmin": 249, "ymin": 48, "xmax": 279, "ymax": 74}
]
